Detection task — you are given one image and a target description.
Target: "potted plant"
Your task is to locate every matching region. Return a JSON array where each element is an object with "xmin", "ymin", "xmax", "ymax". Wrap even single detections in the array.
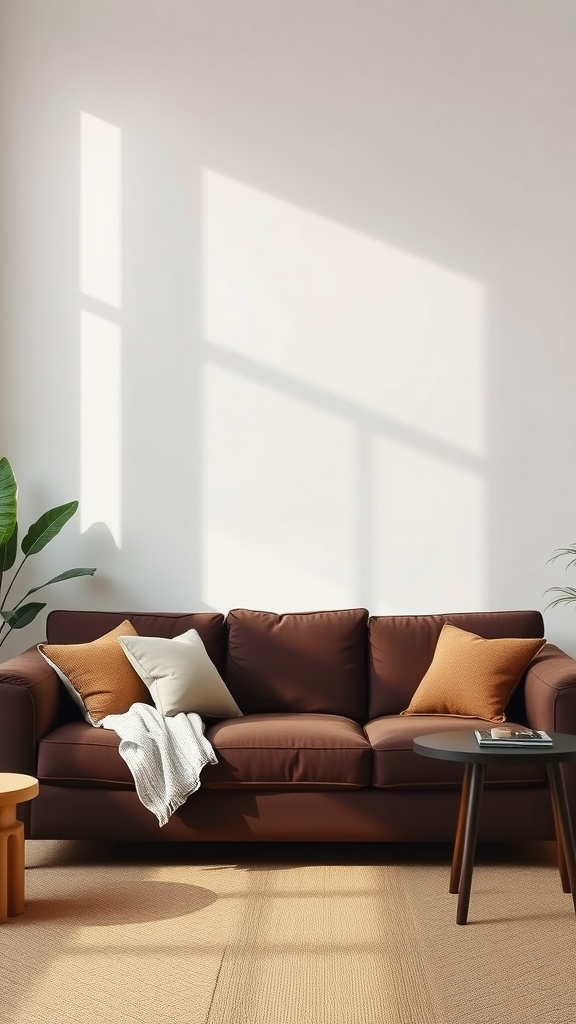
[{"xmin": 0, "ymin": 457, "xmax": 96, "ymax": 649}]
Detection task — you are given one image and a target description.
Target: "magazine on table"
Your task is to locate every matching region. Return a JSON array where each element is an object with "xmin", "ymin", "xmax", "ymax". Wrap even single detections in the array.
[{"xmin": 474, "ymin": 726, "xmax": 552, "ymax": 747}]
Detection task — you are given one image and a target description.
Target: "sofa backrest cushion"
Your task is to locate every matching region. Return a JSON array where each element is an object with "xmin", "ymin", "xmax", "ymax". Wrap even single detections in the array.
[
  {"xmin": 368, "ymin": 610, "xmax": 545, "ymax": 720},
  {"xmin": 46, "ymin": 610, "xmax": 227, "ymax": 677},
  {"xmin": 225, "ymin": 608, "xmax": 369, "ymax": 719}
]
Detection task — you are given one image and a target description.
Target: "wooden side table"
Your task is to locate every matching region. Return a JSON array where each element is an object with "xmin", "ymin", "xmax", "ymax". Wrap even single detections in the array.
[
  {"xmin": 0, "ymin": 773, "xmax": 39, "ymax": 923},
  {"xmin": 413, "ymin": 731, "xmax": 576, "ymax": 925}
]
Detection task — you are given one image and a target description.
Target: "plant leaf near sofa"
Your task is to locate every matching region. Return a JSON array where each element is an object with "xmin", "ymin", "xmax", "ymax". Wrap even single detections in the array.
[
  {"xmin": 0, "ymin": 456, "xmax": 96, "ymax": 649},
  {"xmin": 545, "ymin": 543, "xmax": 576, "ymax": 611}
]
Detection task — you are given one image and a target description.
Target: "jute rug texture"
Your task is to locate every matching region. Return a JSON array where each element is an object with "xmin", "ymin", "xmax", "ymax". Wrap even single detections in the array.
[{"xmin": 1, "ymin": 841, "xmax": 575, "ymax": 1024}]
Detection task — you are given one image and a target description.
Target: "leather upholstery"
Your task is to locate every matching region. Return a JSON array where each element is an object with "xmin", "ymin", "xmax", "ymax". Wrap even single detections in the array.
[
  {"xmin": 38, "ymin": 713, "xmax": 372, "ymax": 790},
  {"xmin": 1, "ymin": 606, "xmax": 572, "ymax": 843},
  {"xmin": 368, "ymin": 610, "xmax": 544, "ymax": 719},
  {"xmin": 46, "ymin": 610, "xmax": 228, "ymax": 676},
  {"xmin": 204, "ymin": 713, "xmax": 371, "ymax": 788},
  {"xmin": 365, "ymin": 714, "xmax": 545, "ymax": 788},
  {"xmin": 225, "ymin": 608, "xmax": 368, "ymax": 719}
]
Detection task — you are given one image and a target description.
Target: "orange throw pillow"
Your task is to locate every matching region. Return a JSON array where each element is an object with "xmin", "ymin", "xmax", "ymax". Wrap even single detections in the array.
[
  {"xmin": 401, "ymin": 623, "xmax": 545, "ymax": 723},
  {"xmin": 38, "ymin": 620, "xmax": 151, "ymax": 726}
]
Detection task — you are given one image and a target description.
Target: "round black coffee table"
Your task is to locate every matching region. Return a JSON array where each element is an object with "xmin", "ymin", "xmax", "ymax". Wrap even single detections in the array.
[{"xmin": 413, "ymin": 730, "xmax": 576, "ymax": 924}]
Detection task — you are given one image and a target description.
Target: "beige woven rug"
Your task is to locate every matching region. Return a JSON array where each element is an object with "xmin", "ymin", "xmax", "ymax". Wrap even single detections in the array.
[{"xmin": 1, "ymin": 840, "xmax": 575, "ymax": 1024}]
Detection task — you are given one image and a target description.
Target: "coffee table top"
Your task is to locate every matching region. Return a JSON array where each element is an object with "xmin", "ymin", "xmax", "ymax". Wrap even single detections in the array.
[
  {"xmin": 0, "ymin": 773, "xmax": 39, "ymax": 805},
  {"xmin": 413, "ymin": 730, "xmax": 576, "ymax": 765}
]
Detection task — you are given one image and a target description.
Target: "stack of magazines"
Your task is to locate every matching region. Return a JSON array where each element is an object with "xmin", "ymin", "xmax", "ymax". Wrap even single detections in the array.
[{"xmin": 474, "ymin": 726, "xmax": 553, "ymax": 747}]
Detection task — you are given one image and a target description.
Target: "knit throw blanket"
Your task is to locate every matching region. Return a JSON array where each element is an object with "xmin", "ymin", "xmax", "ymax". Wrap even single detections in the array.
[{"xmin": 101, "ymin": 702, "xmax": 218, "ymax": 826}]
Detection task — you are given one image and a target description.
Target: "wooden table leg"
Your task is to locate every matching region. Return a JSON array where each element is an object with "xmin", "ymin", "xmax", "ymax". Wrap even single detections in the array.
[
  {"xmin": 546, "ymin": 764, "xmax": 571, "ymax": 893},
  {"xmin": 0, "ymin": 775, "xmax": 38, "ymax": 924},
  {"xmin": 456, "ymin": 762, "xmax": 485, "ymax": 925},
  {"xmin": 450, "ymin": 763, "xmax": 473, "ymax": 894},
  {"xmin": 546, "ymin": 763, "xmax": 576, "ymax": 913},
  {"xmin": 0, "ymin": 803, "xmax": 25, "ymax": 923}
]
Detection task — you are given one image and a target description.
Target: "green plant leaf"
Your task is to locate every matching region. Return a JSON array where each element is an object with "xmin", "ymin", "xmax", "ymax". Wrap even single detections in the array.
[
  {"xmin": 547, "ymin": 546, "xmax": 576, "ymax": 568},
  {"xmin": 0, "ymin": 462, "xmax": 96, "ymax": 647},
  {"xmin": 0, "ymin": 527, "xmax": 18, "ymax": 575},
  {"xmin": 21, "ymin": 501, "xmax": 79, "ymax": 556},
  {"xmin": 0, "ymin": 602, "xmax": 46, "ymax": 629},
  {"xmin": 23, "ymin": 567, "xmax": 97, "ymax": 598},
  {"xmin": 0, "ymin": 457, "xmax": 17, "ymax": 547},
  {"xmin": 543, "ymin": 586, "xmax": 576, "ymax": 610}
]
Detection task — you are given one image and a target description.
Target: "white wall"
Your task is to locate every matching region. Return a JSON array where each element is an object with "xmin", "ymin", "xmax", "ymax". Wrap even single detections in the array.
[{"xmin": 1, "ymin": 0, "xmax": 576, "ymax": 659}]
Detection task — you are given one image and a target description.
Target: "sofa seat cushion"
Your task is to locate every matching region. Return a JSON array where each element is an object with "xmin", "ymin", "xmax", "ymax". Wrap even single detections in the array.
[
  {"xmin": 365, "ymin": 715, "xmax": 546, "ymax": 789},
  {"xmin": 203, "ymin": 714, "xmax": 372, "ymax": 789},
  {"xmin": 38, "ymin": 722, "xmax": 134, "ymax": 787},
  {"xmin": 38, "ymin": 714, "xmax": 372, "ymax": 791}
]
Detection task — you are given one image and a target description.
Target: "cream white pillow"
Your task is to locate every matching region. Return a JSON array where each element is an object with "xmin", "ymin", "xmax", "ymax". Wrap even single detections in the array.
[{"xmin": 118, "ymin": 629, "xmax": 243, "ymax": 719}]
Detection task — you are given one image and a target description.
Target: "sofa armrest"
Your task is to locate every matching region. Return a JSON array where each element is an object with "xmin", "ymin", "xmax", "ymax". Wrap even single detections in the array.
[
  {"xmin": 523, "ymin": 644, "xmax": 576, "ymax": 734},
  {"xmin": 0, "ymin": 646, "xmax": 61, "ymax": 776}
]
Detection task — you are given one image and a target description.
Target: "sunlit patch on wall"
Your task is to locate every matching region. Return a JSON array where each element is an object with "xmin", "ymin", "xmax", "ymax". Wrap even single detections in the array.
[
  {"xmin": 79, "ymin": 112, "xmax": 122, "ymax": 547},
  {"xmin": 370, "ymin": 435, "xmax": 485, "ymax": 613},
  {"xmin": 203, "ymin": 169, "xmax": 485, "ymax": 457},
  {"xmin": 80, "ymin": 113, "xmax": 121, "ymax": 309},
  {"xmin": 201, "ymin": 170, "xmax": 486, "ymax": 611},
  {"xmin": 201, "ymin": 363, "xmax": 356, "ymax": 612},
  {"xmin": 80, "ymin": 311, "xmax": 122, "ymax": 547}
]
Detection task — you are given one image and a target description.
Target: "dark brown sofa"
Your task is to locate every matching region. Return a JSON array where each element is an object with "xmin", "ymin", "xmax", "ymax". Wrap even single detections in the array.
[{"xmin": 1, "ymin": 606, "xmax": 576, "ymax": 843}]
